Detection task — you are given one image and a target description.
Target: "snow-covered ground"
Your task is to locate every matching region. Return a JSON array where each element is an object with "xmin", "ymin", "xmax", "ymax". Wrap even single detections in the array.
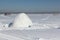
[{"xmin": 0, "ymin": 13, "xmax": 60, "ymax": 40}]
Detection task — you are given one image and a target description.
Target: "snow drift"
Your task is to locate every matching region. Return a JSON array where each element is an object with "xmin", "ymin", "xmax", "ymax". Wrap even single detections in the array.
[{"xmin": 12, "ymin": 13, "xmax": 33, "ymax": 28}]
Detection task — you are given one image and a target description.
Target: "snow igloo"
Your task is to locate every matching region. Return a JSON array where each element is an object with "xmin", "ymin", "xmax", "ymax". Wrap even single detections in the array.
[{"xmin": 12, "ymin": 13, "xmax": 32, "ymax": 28}]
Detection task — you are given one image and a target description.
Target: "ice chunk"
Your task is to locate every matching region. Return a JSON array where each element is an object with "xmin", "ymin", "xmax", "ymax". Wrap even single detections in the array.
[{"xmin": 12, "ymin": 13, "xmax": 32, "ymax": 28}]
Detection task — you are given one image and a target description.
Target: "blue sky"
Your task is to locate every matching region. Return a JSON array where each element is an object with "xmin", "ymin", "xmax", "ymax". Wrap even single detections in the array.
[{"xmin": 0, "ymin": 0, "xmax": 60, "ymax": 12}]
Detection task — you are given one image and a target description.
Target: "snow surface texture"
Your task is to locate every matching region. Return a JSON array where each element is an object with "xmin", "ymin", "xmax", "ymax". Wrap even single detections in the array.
[
  {"xmin": 0, "ymin": 13, "xmax": 60, "ymax": 40},
  {"xmin": 12, "ymin": 13, "xmax": 33, "ymax": 28},
  {"xmin": 0, "ymin": 13, "xmax": 60, "ymax": 29},
  {"xmin": 0, "ymin": 29, "xmax": 60, "ymax": 40}
]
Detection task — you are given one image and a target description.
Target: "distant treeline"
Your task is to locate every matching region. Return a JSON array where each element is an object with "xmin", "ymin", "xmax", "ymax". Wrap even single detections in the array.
[{"xmin": 0, "ymin": 12, "xmax": 60, "ymax": 14}]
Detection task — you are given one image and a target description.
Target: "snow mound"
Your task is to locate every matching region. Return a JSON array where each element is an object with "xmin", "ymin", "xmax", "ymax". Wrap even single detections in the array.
[{"xmin": 12, "ymin": 13, "xmax": 33, "ymax": 28}]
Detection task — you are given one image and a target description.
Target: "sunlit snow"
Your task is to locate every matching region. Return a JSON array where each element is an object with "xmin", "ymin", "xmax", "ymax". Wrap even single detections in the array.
[{"xmin": 0, "ymin": 13, "xmax": 60, "ymax": 40}]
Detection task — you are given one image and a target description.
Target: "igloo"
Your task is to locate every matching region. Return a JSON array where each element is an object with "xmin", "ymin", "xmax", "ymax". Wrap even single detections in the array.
[{"xmin": 12, "ymin": 13, "xmax": 32, "ymax": 28}]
